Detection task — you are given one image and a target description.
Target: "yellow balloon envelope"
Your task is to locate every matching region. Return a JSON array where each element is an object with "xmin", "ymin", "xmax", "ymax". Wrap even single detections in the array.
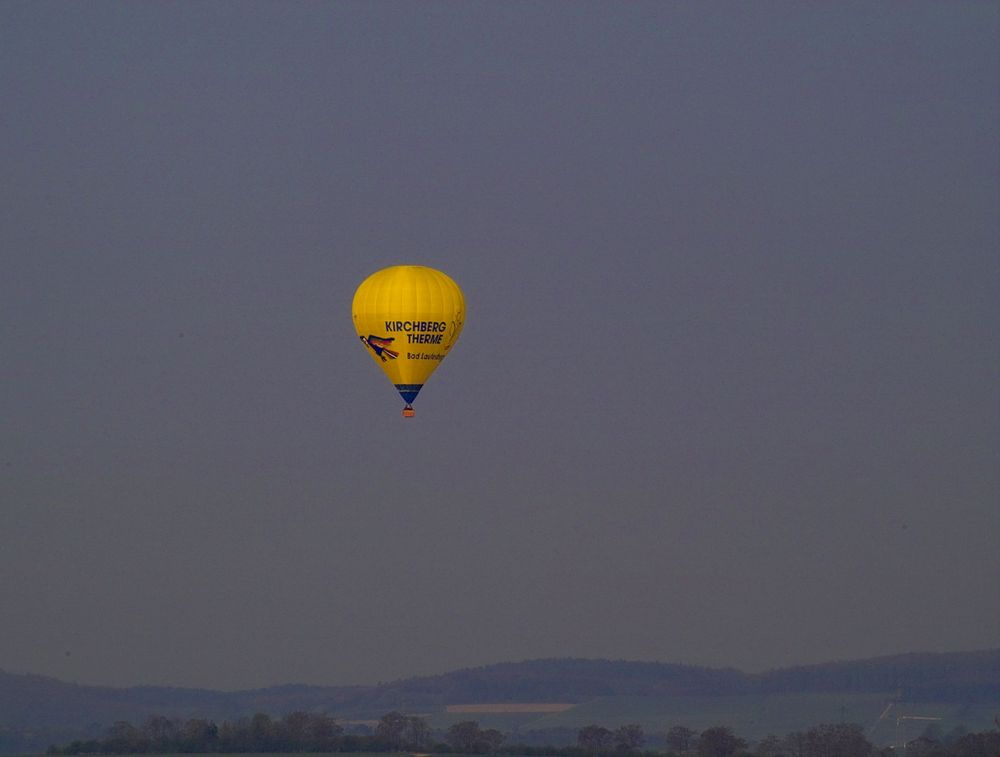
[{"xmin": 352, "ymin": 266, "xmax": 465, "ymax": 417}]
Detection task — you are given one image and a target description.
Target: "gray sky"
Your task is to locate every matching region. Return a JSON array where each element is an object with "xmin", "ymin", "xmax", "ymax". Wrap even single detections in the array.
[{"xmin": 2, "ymin": 1, "xmax": 997, "ymax": 691}]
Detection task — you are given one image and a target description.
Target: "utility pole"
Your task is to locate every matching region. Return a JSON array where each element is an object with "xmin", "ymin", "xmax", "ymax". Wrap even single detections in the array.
[{"xmin": 895, "ymin": 715, "xmax": 941, "ymax": 754}]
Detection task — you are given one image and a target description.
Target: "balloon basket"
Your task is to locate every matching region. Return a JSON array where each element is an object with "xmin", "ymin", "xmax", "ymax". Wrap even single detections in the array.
[{"xmin": 402, "ymin": 405, "xmax": 415, "ymax": 418}]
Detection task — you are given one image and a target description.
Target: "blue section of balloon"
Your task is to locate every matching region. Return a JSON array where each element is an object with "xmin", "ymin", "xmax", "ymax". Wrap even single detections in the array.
[{"xmin": 395, "ymin": 384, "xmax": 423, "ymax": 404}]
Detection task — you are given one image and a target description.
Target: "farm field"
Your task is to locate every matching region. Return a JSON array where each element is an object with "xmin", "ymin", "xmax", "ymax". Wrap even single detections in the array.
[{"xmin": 446, "ymin": 704, "xmax": 576, "ymax": 714}]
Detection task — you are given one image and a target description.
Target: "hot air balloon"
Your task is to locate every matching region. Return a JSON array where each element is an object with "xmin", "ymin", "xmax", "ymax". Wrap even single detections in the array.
[{"xmin": 352, "ymin": 266, "xmax": 465, "ymax": 418}]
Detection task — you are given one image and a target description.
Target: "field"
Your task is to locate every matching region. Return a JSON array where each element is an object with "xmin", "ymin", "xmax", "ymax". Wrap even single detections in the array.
[{"xmin": 446, "ymin": 704, "xmax": 576, "ymax": 714}]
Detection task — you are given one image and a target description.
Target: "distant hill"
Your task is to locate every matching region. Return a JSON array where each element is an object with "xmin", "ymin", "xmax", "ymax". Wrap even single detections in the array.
[
  {"xmin": 1, "ymin": 650, "xmax": 998, "ymax": 754},
  {"xmin": 754, "ymin": 650, "xmax": 1000, "ymax": 701},
  {"xmin": 368, "ymin": 651, "xmax": 1000, "ymax": 705}
]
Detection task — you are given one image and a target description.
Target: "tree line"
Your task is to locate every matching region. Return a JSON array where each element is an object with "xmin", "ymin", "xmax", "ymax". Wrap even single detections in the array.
[
  {"xmin": 49, "ymin": 712, "xmax": 498, "ymax": 755},
  {"xmin": 46, "ymin": 711, "xmax": 1000, "ymax": 757}
]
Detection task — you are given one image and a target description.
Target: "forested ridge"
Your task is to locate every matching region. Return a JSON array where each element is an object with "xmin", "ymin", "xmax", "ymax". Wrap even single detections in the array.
[{"xmin": 373, "ymin": 652, "xmax": 1000, "ymax": 703}]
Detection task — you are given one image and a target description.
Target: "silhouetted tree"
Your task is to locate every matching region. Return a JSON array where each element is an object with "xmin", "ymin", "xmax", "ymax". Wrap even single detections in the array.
[
  {"xmin": 311, "ymin": 713, "xmax": 345, "ymax": 751},
  {"xmin": 697, "ymin": 726, "xmax": 747, "ymax": 757},
  {"xmin": 802, "ymin": 723, "xmax": 873, "ymax": 757},
  {"xmin": 250, "ymin": 713, "xmax": 276, "ymax": 752},
  {"xmin": 44, "ymin": 713, "xmax": 1000, "ymax": 757},
  {"xmin": 179, "ymin": 718, "xmax": 218, "ymax": 753},
  {"xmin": 755, "ymin": 733, "xmax": 786, "ymax": 757},
  {"xmin": 142, "ymin": 716, "xmax": 179, "ymax": 752},
  {"xmin": 905, "ymin": 736, "xmax": 948, "ymax": 757},
  {"xmin": 105, "ymin": 722, "xmax": 146, "ymax": 754},
  {"xmin": 776, "ymin": 723, "xmax": 874, "ymax": 757},
  {"xmin": 481, "ymin": 728, "xmax": 505, "ymax": 753},
  {"xmin": 376, "ymin": 711, "xmax": 409, "ymax": 750},
  {"xmin": 579, "ymin": 725, "xmax": 615, "ymax": 754},
  {"xmin": 615, "ymin": 724, "xmax": 645, "ymax": 751},
  {"xmin": 448, "ymin": 720, "xmax": 485, "ymax": 752},
  {"xmin": 949, "ymin": 731, "xmax": 1000, "ymax": 757},
  {"xmin": 400, "ymin": 716, "xmax": 429, "ymax": 751},
  {"xmin": 667, "ymin": 726, "xmax": 698, "ymax": 753}
]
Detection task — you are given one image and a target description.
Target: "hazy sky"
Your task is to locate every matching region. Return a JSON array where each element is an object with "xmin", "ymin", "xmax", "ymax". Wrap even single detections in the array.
[{"xmin": 2, "ymin": 1, "xmax": 998, "ymax": 692}]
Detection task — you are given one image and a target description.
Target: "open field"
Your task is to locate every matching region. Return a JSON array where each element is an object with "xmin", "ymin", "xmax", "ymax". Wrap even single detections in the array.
[{"xmin": 446, "ymin": 704, "xmax": 576, "ymax": 714}]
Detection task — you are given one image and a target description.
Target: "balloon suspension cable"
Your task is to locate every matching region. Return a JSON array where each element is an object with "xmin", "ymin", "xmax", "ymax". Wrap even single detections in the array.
[{"xmin": 402, "ymin": 404, "xmax": 415, "ymax": 418}]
